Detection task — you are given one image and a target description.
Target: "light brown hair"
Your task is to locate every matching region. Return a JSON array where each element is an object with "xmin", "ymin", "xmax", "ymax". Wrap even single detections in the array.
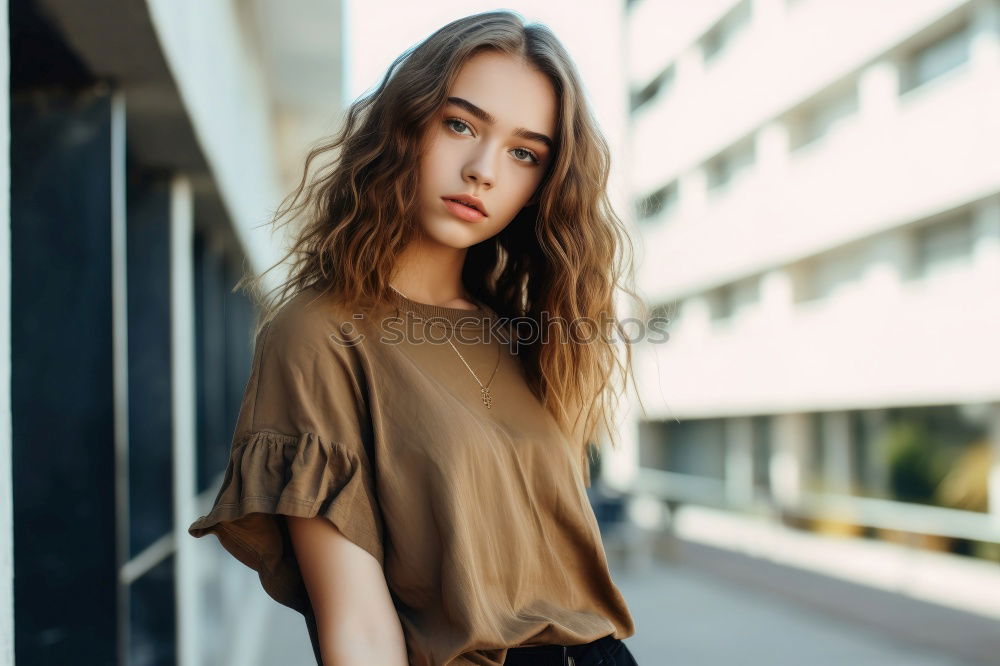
[{"xmin": 239, "ymin": 9, "xmax": 647, "ymax": 464}]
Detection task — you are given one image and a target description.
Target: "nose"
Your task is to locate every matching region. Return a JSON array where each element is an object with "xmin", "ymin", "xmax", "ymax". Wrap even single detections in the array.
[{"xmin": 461, "ymin": 148, "xmax": 495, "ymax": 190}]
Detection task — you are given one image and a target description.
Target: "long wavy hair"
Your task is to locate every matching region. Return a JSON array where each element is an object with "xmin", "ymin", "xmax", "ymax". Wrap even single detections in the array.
[{"xmin": 239, "ymin": 9, "xmax": 647, "ymax": 464}]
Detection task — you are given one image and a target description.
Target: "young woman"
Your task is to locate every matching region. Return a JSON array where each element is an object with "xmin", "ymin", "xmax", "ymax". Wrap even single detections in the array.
[{"xmin": 189, "ymin": 10, "xmax": 644, "ymax": 666}]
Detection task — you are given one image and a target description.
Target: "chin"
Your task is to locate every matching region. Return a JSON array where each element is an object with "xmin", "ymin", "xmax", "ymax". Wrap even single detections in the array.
[{"xmin": 421, "ymin": 219, "xmax": 493, "ymax": 249}]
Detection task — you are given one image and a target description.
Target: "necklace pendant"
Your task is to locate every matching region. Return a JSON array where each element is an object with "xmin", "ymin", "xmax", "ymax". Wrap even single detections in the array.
[{"xmin": 481, "ymin": 386, "xmax": 493, "ymax": 409}]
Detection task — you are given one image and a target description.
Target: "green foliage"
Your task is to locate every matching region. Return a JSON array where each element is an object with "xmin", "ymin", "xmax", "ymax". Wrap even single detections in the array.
[{"xmin": 883, "ymin": 421, "xmax": 946, "ymax": 504}]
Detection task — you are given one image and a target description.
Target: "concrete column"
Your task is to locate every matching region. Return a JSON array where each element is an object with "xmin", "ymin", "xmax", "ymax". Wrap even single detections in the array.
[
  {"xmin": 862, "ymin": 232, "xmax": 913, "ymax": 301},
  {"xmin": 758, "ymin": 267, "xmax": 795, "ymax": 322},
  {"xmin": 972, "ymin": 195, "xmax": 1000, "ymax": 281},
  {"xmin": 171, "ymin": 174, "xmax": 198, "ymax": 666},
  {"xmin": 677, "ymin": 167, "xmax": 708, "ymax": 220},
  {"xmin": 821, "ymin": 411, "xmax": 853, "ymax": 494},
  {"xmin": 770, "ymin": 412, "xmax": 811, "ymax": 508},
  {"xmin": 971, "ymin": 0, "xmax": 1000, "ymax": 74},
  {"xmin": 988, "ymin": 403, "xmax": 1000, "ymax": 522},
  {"xmin": 674, "ymin": 43, "xmax": 704, "ymax": 95},
  {"xmin": 679, "ymin": 294, "xmax": 712, "ymax": 340},
  {"xmin": 755, "ymin": 120, "xmax": 791, "ymax": 187},
  {"xmin": 858, "ymin": 59, "xmax": 900, "ymax": 127},
  {"xmin": 861, "ymin": 409, "xmax": 891, "ymax": 497},
  {"xmin": 725, "ymin": 417, "xmax": 756, "ymax": 506}
]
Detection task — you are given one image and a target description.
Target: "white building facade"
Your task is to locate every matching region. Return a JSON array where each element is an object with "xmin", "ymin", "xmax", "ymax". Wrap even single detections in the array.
[{"xmin": 621, "ymin": 0, "xmax": 1000, "ymax": 545}]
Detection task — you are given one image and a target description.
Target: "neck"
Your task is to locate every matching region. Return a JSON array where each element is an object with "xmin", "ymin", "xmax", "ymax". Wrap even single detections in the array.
[{"xmin": 391, "ymin": 235, "xmax": 471, "ymax": 307}]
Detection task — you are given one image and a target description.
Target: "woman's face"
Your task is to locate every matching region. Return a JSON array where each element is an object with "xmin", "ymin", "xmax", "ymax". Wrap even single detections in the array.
[{"xmin": 416, "ymin": 50, "xmax": 557, "ymax": 249}]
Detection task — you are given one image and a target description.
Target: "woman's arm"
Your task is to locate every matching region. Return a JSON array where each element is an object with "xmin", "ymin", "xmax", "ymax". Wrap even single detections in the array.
[{"xmin": 287, "ymin": 515, "xmax": 409, "ymax": 666}]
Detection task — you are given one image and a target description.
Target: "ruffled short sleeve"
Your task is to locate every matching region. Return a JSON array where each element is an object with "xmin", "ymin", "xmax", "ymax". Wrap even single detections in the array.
[{"xmin": 188, "ymin": 298, "xmax": 382, "ymax": 616}]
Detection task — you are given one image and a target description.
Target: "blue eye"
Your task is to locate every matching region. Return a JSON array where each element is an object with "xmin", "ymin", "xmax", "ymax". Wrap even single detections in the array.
[
  {"xmin": 445, "ymin": 118, "xmax": 472, "ymax": 135},
  {"xmin": 511, "ymin": 147, "xmax": 540, "ymax": 165},
  {"xmin": 444, "ymin": 117, "xmax": 541, "ymax": 166}
]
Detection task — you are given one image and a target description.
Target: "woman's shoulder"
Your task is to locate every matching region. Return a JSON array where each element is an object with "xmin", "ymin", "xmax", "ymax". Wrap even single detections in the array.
[{"xmin": 262, "ymin": 285, "xmax": 368, "ymax": 361}]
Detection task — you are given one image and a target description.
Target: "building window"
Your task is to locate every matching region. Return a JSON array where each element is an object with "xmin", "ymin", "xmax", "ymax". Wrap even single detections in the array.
[
  {"xmin": 701, "ymin": 0, "xmax": 753, "ymax": 65},
  {"xmin": 788, "ymin": 83, "xmax": 859, "ymax": 152},
  {"xmin": 899, "ymin": 19, "xmax": 971, "ymax": 94},
  {"xmin": 630, "ymin": 64, "xmax": 675, "ymax": 114},
  {"xmin": 914, "ymin": 209, "xmax": 974, "ymax": 278},
  {"xmin": 799, "ymin": 242, "xmax": 866, "ymax": 302},
  {"xmin": 635, "ymin": 180, "xmax": 678, "ymax": 221},
  {"xmin": 708, "ymin": 275, "xmax": 760, "ymax": 322},
  {"xmin": 752, "ymin": 415, "xmax": 772, "ymax": 491},
  {"xmin": 705, "ymin": 138, "xmax": 755, "ymax": 192},
  {"xmin": 662, "ymin": 418, "xmax": 728, "ymax": 480}
]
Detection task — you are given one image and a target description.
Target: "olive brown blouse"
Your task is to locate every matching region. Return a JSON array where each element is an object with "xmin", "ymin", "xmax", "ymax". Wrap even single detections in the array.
[{"xmin": 188, "ymin": 285, "xmax": 635, "ymax": 666}]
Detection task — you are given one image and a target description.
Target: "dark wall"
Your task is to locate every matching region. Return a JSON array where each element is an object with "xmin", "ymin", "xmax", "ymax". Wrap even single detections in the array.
[
  {"xmin": 9, "ymin": 1, "xmax": 256, "ymax": 664},
  {"xmin": 11, "ymin": 86, "xmax": 119, "ymax": 665}
]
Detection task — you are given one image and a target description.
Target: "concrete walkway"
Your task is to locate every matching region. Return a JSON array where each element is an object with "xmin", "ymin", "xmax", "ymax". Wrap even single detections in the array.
[{"xmin": 611, "ymin": 560, "xmax": 983, "ymax": 666}]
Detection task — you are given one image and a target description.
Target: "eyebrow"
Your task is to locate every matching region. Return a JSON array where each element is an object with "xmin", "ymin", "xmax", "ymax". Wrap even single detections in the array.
[{"xmin": 445, "ymin": 96, "xmax": 554, "ymax": 150}]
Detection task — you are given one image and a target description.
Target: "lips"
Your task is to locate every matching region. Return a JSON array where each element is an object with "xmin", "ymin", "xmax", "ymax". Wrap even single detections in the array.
[
  {"xmin": 441, "ymin": 193, "xmax": 487, "ymax": 217},
  {"xmin": 442, "ymin": 197, "xmax": 486, "ymax": 222},
  {"xmin": 446, "ymin": 198, "xmax": 479, "ymax": 211}
]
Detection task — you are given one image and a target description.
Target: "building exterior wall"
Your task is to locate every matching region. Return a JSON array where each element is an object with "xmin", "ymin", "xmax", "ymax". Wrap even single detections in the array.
[{"xmin": 624, "ymin": 0, "xmax": 1000, "ymax": 538}]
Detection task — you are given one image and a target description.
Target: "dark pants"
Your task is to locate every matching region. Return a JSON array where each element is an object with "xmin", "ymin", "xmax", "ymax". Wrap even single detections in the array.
[
  {"xmin": 503, "ymin": 633, "xmax": 640, "ymax": 665},
  {"xmin": 304, "ymin": 609, "xmax": 323, "ymax": 665}
]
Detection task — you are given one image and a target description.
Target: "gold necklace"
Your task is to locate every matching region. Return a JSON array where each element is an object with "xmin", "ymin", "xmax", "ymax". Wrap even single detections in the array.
[{"xmin": 389, "ymin": 284, "xmax": 501, "ymax": 409}]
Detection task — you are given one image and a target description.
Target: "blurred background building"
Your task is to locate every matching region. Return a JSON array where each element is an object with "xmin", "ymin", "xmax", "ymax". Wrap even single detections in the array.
[
  {"xmin": 615, "ymin": 0, "xmax": 1000, "ymax": 662},
  {"xmin": 0, "ymin": 0, "xmax": 998, "ymax": 665}
]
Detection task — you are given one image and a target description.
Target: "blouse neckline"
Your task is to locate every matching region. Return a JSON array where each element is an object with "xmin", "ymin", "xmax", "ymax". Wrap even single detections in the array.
[{"xmin": 386, "ymin": 287, "xmax": 495, "ymax": 329}]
